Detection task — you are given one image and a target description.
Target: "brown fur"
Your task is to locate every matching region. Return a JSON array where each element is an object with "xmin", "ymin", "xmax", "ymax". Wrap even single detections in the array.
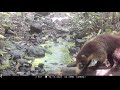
[
  {"xmin": 76, "ymin": 34, "xmax": 120, "ymax": 75},
  {"xmin": 112, "ymin": 48, "xmax": 120, "ymax": 70}
]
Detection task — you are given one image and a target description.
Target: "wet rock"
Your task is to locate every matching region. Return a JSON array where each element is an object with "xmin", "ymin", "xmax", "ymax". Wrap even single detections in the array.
[
  {"xmin": 60, "ymin": 67, "xmax": 77, "ymax": 76},
  {"xmin": 1, "ymin": 70, "xmax": 11, "ymax": 76},
  {"xmin": 30, "ymin": 71, "xmax": 39, "ymax": 76},
  {"xmin": 30, "ymin": 67, "xmax": 35, "ymax": 72},
  {"xmin": 19, "ymin": 66, "xmax": 31, "ymax": 72},
  {"xmin": 22, "ymin": 63, "xmax": 32, "ymax": 68},
  {"xmin": 69, "ymin": 46, "xmax": 77, "ymax": 54},
  {"xmin": 60, "ymin": 64, "xmax": 63, "ymax": 65},
  {"xmin": 35, "ymin": 12, "xmax": 50, "ymax": 16},
  {"xmin": 46, "ymin": 70, "xmax": 61, "ymax": 76},
  {"xmin": 4, "ymin": 41, "xmax": 17, "ymax": 50},
  {"xmin": 75, "ymin": 39, "xmax": 86, "ymax": 46},
  {"xmin": 1, "ymin": 69, "xmax": 16, "ymax": 76},
  {"xmin": 19, "ymin": 66, "xmax": 26, "ymax": 72},
  {"xmin": 15, "ymin": 42, "xmax": 28, "ymax": 50},
  {"xmin": 0, "ymin": 41, "xmax": 5, "ymax": 50},
  {"xmin": 35, "ymin": 67, "xmax": 40, "ymax": 70},
  {"xmin": 28, "ymin": 34, "xmax": 41, "ymax": 45},
  {"xmin": 17, "ymin": 72, "xmax": 25, "ymax": 76},
  {"xmin": 17, "ymin": 59, "xmax": 28, "ymax": 64},
  {"xmin": 38, "ymin": 63, "xmax": 44, "ymax": 68},
  {"xmin": 9, "ymin": 65, "xmax": 16, "ymax": 71},
  {"xmin": 38, "ymin": 70, "xmax": 46, "ymax": 76},
  {"xmin": 25, "ymin": 71, "xmax": 31, "ymax": 76},
  {"xmin": 10, "ymin": 50, "xmax": 25, "ymax": 60},
  {"xmin": 56, "ymin": 34, "xmax": 62, "ymax": 38},
  {"xmin": 50, "ymin": 63, "xmax": 58, "ymax": 65},
  {"xmin": 4, "ymin": 26, "xmax": 16, "ymax": 35},
  {"xmin": 34, "ymin": 67, "xmax": 44, "ymax": 74},
  {"xmin": 44, "ymin": 60, "xmax": 47, "ymax": 62},
  {"xmin": 26, "ymin": 46, "xmax": 45, "ymax": 57},
  {"xmin": 23, "ymin": 56, "xmax": 35, "ymax": 61},
  {"xmin": 67, "ymin": 62, "xmax": 77, "ymax": 67},
  {"xmin": 40, "ymin": 69, "xmax": 46, "ymax": 73},
  {"xmin": 29, "ymin": 22, "xmax": 42, "ymax": 34}
]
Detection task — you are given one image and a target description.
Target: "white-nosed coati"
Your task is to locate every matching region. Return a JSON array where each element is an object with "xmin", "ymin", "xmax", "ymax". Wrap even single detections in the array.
[{"xmin": 75, "ymin": 34, "xmax": 120, "ymax": 75}]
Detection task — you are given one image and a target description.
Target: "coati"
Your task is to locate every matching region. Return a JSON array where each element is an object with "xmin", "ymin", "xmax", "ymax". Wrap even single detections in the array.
[{"xmin": 75, "ymin": 34, "xmax": 120, "ymax": 75}]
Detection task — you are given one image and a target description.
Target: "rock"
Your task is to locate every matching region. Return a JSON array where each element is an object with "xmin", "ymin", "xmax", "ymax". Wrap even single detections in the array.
[
  {"xmin": 10, "ymin": 50, "xmax": 25, "ymax": 60},
  {"xmin": 35, "ymin": 67, "xmax": 40, "ymax": 70},
  {"xmin": 26, "ymin": 46, "xmax": 45, "ymax": 57},
  {"xmin": 69, "ymin": 47, "xmax": 77, "ymax": 54},
  {"xmin": 9, "ymin": 65, "xmax": 17, "ymax": 71},
  {"xmin": 46, "ymin": 70, "xmax": 61, "ymax": 76},
  {"xmin": 19, "ymin": 66, "xmax": 26, "ymax": 72},
  {"xmin": 23, "ymin": 56, "xmax": 35, "ymax": 61},
  {"xmin": 22, "ymin": 63, "xmax": 32, "ymax": 68},
  {"xmin": 35, "ymin": 12, "xmax": 50, "ymax": 16},
  {"xmin": 75, "ymin": 39, "xmax": 86, "ymax": 46},
  {"xmin": 19, "ymin": 65, "xmax": 31, "ymax": 72},
  {"xmin": 17, "ymin": 59, "xmax": 28, "ymax": 64},
  {"xmin": 25, "ymin": 71, "xmax": 31, "ymax": 76},
  {"xmin": 50, "ymin": 63, "xmax": 58, "ymax": 65},
  {"xmin": 29, "ymin": 22, "xmax": 42, "ymax": 34},
  {"xmin": 67, "ymin": 62, "xmax": 77, "ymax": 67},
  {"xmin": 17, "ymin": 72, "xmax": 25, "ymax": 76},
  {"xmin": 38, "ymin": 63, "xmax": 44, "ymax": 68},
  {"xmin": 30, "ymin": 67, "xmax": 35, "ymax": 72},
  {"xmin": 1, "ymin": 70, "xmax": 11, "ymax": 76},
  {"xmin": 60, "ymin": 67, "xmax": 77, "ymax": 76},
  {"xmin": 0, "ymin": 41, "xmax": 5, "ymax": 50},
  {"xmin": 5, "ymin": 29, "xmax": 16, "ymax": 35},
  {"xmin": 1, "ymin": 69, "xmax": 16, "ymax": 76},
  {"xmin": 30, "ymin": 71, "xmax": 39, "ymax": 76}
]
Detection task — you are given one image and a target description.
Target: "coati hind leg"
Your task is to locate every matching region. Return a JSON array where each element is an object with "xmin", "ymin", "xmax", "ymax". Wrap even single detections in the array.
[
  {"xmin": 113, "ymin": 62, "xmax": 120, "ymax": 71},
  {"xmin": 112, "ymin": 59, "xmax": 120, "ymax": 71}
]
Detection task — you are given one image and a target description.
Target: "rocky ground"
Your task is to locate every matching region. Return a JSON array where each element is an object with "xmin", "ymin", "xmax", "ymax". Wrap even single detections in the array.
[
  {"xmin": 0, "ymin": 12, "xmax": 79, "ymax": 76},
  {"xmin": 0, "ymin": 12, "xmax": 119, "ymax": 76}
]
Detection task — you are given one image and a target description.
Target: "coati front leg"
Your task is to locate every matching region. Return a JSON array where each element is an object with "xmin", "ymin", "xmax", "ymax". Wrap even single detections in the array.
[
  {"xmin": 107, "ymin": 54, "xmax": 114, "ymax": 67},
  {"xmin": 78, "ymin": 60, "xmax": 91, "ymax": 75},
  {"xmin": 84, "ymin": 51, "xmax": 107, "ymax": 75}
]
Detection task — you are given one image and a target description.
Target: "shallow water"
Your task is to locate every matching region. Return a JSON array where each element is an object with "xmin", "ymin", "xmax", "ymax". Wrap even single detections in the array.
[{"xmin": 31, "ymin": 38, "xmax": 75, "ymax": 73}]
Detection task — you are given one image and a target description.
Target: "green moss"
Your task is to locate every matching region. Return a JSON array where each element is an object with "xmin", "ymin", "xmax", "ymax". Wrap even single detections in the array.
[
  {"xmin": 0, "ymin": 65, "xmax": 9, "ymax": 69},
  {"xmin": 0, "ymin": 60, "xmax": 10, "ymax": 70},
  {"xmin": 32, "ymin": 58, "xmax": 44, "ymax": 67},
  {"xmin": 0, "ymin": 49, "xmax": 7, "ymax": 56},
  {"xmin": 4, "ymin": 40, "xmax": 15, "ymax": 47},
  {"xmin": 32, "ymin": 38, "xmax": 75, "ymax": 68}
]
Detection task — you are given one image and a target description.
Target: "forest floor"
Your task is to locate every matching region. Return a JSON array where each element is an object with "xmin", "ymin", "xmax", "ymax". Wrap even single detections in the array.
[{"xmin": 0, "ymin": 12, "xmax": 120, "ymax": 76}]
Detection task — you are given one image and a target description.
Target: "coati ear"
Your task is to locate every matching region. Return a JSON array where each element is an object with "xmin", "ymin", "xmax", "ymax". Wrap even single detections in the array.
[{"xmin": 81, "ymin": 55, "xmax": 86, "ymax": 58}]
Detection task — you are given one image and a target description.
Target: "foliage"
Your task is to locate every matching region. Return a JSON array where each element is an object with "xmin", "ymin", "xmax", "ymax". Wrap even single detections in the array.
[{"xmin": 70, "ymin": 12, "xmax": 120, "ymax": 34}]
